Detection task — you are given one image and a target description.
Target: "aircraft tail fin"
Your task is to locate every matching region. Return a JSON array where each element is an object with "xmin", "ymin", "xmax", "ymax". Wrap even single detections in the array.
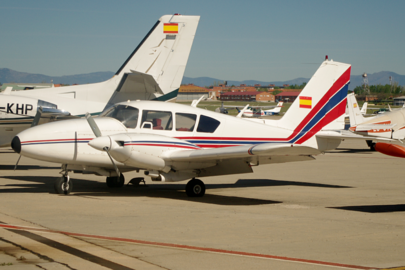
[
  {"xmin": 278, "ymin": 59, "xmax": 351, "ymax": 144},
  {"xmin": 360, "ymin": 102, "xmax": 368, "ymax": 114},
  {"xmin": 113, "ymin": 14, "xmax": 200, "ymax": 101},
  {"xmin": 277, "ymin": 101, "xmax": 283, "ymax": 107},
  {"xmin": 347, "ymin": 93, "xmax": 367, "ymax": 126}
]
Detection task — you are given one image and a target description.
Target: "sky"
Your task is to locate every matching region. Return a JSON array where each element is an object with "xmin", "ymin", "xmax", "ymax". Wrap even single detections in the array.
[{"xmin": 1, "ymin": 0, "xmax": 405, "ymax": 82}]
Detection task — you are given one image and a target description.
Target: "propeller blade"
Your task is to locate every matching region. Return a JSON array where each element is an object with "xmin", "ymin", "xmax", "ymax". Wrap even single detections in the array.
[
  {"xmin": 103, "ymin": 146, "xmax": 121, "ymax": 177},
  {"xmin": 14, "ymin": 155, "xmax": 21, "ymax": 171},
  {"xmin": 86, "ymin": 113, "xmax": 120, "ymax": 178},
  {"xmin": 85, "ymin": 113, "xmax": 102, "ymax": 138}
]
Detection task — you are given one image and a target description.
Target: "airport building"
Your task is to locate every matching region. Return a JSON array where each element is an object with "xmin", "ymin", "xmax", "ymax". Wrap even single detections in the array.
[
  {"xmin": 393, "ymin": 96, "xmax": 405, "ymax": 106},
  {"xmin": 177, "ymin": 84, "xmax": 210, "ymax": 101},
  {"xmin": 219, "ymin": 91, "xmax": 275, "ymax": 102},
  {"xmin": 275, "ymin": 91, "xmax": 301, "ymax": 103},
  {"xmin": 0, "ymin": 83, "xmax": 57, "ymax": 92}
]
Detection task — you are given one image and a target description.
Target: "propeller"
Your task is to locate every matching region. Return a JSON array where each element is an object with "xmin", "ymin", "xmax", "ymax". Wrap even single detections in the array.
[
  {"xmin": 85, "ymin": 113, "xmax": 121, "ymax": 178},
  {"xmin": 14, "ymin": 155, "xmax": 21, "ymax": 171}
]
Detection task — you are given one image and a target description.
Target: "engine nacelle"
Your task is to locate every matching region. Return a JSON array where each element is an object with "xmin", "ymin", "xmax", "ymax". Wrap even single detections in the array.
[{"xmin": 105, "ymin": 133, "xmax": 199, "ymax": 172}]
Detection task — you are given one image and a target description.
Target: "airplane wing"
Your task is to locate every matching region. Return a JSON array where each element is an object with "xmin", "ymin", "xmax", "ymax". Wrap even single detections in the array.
[{"xmin": 163, "ymin": 143, "xmax": 321, "ymax": 162}]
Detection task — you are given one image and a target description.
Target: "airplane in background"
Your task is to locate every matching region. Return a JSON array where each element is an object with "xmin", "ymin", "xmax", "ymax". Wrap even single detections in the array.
[
  {"xmin": 346, "ymin": 93, "xmax": 405, "ymax": 149},
  {"xmin": 0, "ymin": 14, "xmax": 200, "ymax": 147},
  {"xmin": 12, "ymin": 59, "xmax": 351, "ymax": 197},
  {"xmin": 237, "ymin": 102, "xmax": 283, "ymax": 117},
  {"xmin": 344, "ymin": 100, "xmax": 367, "ymax": 118}
]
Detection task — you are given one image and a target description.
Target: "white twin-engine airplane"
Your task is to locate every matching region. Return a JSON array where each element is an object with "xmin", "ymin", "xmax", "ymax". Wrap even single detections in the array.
[
  {"xmin": 0, "ymin": 14, "xmax": 200, "ymax": 147},
  {"xmin": 11, "ymin": 59, "xmax": 351, "ymax": 197},
  {"xmin": 239, "ymin": 102, "xmax": 283, "ymax": 117}
]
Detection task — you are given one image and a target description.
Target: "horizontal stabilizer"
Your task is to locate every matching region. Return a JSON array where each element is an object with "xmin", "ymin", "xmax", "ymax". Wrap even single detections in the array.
[
  {"xmin": 164, "ymin": 143, "xmax": 320, "ymax": 162},
  {"xmin": 316, "ymin": 130, "xmax": 394, "ymax": 141},
  {"xmin": 105, "ymin": 71, "xmax": 164, "ymax": 106}
]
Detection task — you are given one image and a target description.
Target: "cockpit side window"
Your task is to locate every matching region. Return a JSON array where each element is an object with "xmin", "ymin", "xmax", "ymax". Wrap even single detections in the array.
[
  {"xmin": 141, "ymin": 110, "xmax": 173, "ymax": 130},
  {"xmin": 175, "ymin": 113, "xmax": 196, "ymax": 132},
  {"xmin": 100, "ymin": 105, "xmax": 139, "ymax": 129},
  {"xmin": 197, "ymin": 115, "xmax": 220, "ymax": 133}
]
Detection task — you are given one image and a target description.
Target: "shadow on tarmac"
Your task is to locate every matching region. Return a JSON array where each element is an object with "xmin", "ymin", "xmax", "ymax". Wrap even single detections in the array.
[
  {"xmin": 0, "ymin": 176, "xmax": 351, "ymax": 206},
  {"xmin": 326, "ymin": 148, "xmax": 374, "ymax": 154},
  {"xmin": 330, "ymin": 204, "xmax": 405, "ymax": 213},
  {"xmin": 0, "ymin": 165, "xmax": 59, "ymax": 170}
]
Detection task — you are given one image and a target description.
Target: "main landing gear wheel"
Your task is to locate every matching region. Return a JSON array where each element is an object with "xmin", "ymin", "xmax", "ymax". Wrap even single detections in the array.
[
  {"xmin": 106, "ymin": 174, "xmax": 125, "ymax": 188},
  {"xmin": 366, "ymin": 140, "xmax": 376, "ymax": 151},
  {"xmin": 54, "ymin": 176, "xmax": 73, "ymax": 195},
  {"xmin": 186, "ymin": 179, "xmax": 205, "ymax": 197}
]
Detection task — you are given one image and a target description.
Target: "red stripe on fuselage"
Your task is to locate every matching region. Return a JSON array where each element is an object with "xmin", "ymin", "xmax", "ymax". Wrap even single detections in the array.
[{"xmin": 125, "ymin": 143, "xmax": 199, "ymax": 149}]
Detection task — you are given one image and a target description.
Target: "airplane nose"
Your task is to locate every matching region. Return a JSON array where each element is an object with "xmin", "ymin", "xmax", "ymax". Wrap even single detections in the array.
[{"xmin": 11, "ymin": 136, "xmax": 21, "ymax": 153}]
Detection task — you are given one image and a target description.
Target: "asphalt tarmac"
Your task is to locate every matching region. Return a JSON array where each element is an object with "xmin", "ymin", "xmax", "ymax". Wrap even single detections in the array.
[{"xmin": 0, "ymin": 139, "xmax": 404, "ymax": 270}]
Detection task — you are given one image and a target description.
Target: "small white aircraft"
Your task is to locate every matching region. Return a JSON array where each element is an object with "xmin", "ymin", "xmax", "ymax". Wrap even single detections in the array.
[
  {"xmin": 346, "ymin": 92, "xmax": 405, "ymax": 149},
  {"xmin": 0, "ymin": 14, "xmax": 200, "ymax": 147},
  {"xmin": 238, "ymin": 102, "xmax": 283, "ymax": 117},
  {"xmin": 12, "ymin": 59, "xmax": 351, "ymax": 197}
]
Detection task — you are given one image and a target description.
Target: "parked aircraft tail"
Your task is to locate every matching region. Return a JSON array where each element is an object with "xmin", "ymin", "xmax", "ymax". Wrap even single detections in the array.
[
  {"xmin": 106, "ymin": 14, "xmax": 200, "ymax": 104},
  {"xmin": 277, "ymin": 59, "xmax": 351, "ymax": 145},
  {"xmin": 360, "ymin": 102, "xmax": 368, "ymax": 114},
  {"xmin": 347, "ymin": 93, "xmax": 367, "ymax": 126}
]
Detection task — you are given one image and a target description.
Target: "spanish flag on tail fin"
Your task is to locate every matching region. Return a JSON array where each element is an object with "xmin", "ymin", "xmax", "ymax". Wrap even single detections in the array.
[{"xmin": 164, "ymin": 23, "xmax": 178, "ymax": 34}]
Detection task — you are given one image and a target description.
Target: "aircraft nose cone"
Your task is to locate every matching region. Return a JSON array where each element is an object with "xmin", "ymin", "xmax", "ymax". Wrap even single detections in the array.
[
  {"xmin": 11, "ymin": 136, "xmax": 21, "ymax": 154},
  {"xmin": 88, "ymin": 136, "xmax": 111, "ymax": 151}
]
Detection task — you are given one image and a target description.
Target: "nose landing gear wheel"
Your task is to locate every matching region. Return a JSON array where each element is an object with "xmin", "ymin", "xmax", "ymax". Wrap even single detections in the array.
[
  {"xmin": 186, "ymin": 179, "xmax": 205, "ymax": 197},
  {"xmin": 106, "ymin": 174, "xmax": 125, "ymax": 188},
  {"xmin": 54, "ymin": 176, "xmax": 73, "ymax": 195}
]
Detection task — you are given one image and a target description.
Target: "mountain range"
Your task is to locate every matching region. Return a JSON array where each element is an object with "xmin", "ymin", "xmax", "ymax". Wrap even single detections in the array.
[{"xmin": 1, "ymin": 68, "xmax": 404, "ymax": 89}]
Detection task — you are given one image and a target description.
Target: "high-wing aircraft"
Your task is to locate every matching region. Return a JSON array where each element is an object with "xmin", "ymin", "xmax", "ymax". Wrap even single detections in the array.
[
  {"xmin": 238, "ymin": 102, "xmax": 283, "ymax": 117},
  {"xmin": 11, "ymin": 59, "xmax": 351, "ymax": 197},
  {"xmin": 0, "ymin": 14, "xmax": 200, "ymax": 147}
]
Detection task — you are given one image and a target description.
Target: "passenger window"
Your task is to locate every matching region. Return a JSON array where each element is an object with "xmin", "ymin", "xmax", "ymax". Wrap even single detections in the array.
[
  {"xmin": 175, "ymin": 113, "xmax": 196, "ymax": 132},
  {"xmin": 197, "ymin": 115, "xmax": 220, "ymax": 133},
  {"xmin": 141, "ymin": 110, "xmax": 173, "ymax": 130}
]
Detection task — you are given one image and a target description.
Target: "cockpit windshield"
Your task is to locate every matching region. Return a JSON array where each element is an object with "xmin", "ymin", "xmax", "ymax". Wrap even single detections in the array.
[{"xmin": 100, "ymin": 105, "xmax": 139, "ymax": 129}]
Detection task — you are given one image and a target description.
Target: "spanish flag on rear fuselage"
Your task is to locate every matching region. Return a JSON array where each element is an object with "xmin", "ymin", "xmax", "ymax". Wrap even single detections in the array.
[
  {"xmin": 164, "ymin": 23, "xmax": 178, "ymax": 34},
  {"xmin": 299, "ymin": 96, "xmax": 312, "ymax": 109}
]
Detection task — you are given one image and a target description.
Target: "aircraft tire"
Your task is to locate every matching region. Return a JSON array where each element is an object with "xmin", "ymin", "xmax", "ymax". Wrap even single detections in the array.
[
  {"xmin": 186, "ymin": 179, "xmax": 205, "ymax": 197},
  {"xmin": 106, "ymin": 174, "xmax": 125, "ymax": 188},
  {"xmin": 54, "ymin": 176, "xmax": 73, "ymax": 195},
  {"xmin": 366, "ymin": 140, "xmax": 376, "ymax": 151}
]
